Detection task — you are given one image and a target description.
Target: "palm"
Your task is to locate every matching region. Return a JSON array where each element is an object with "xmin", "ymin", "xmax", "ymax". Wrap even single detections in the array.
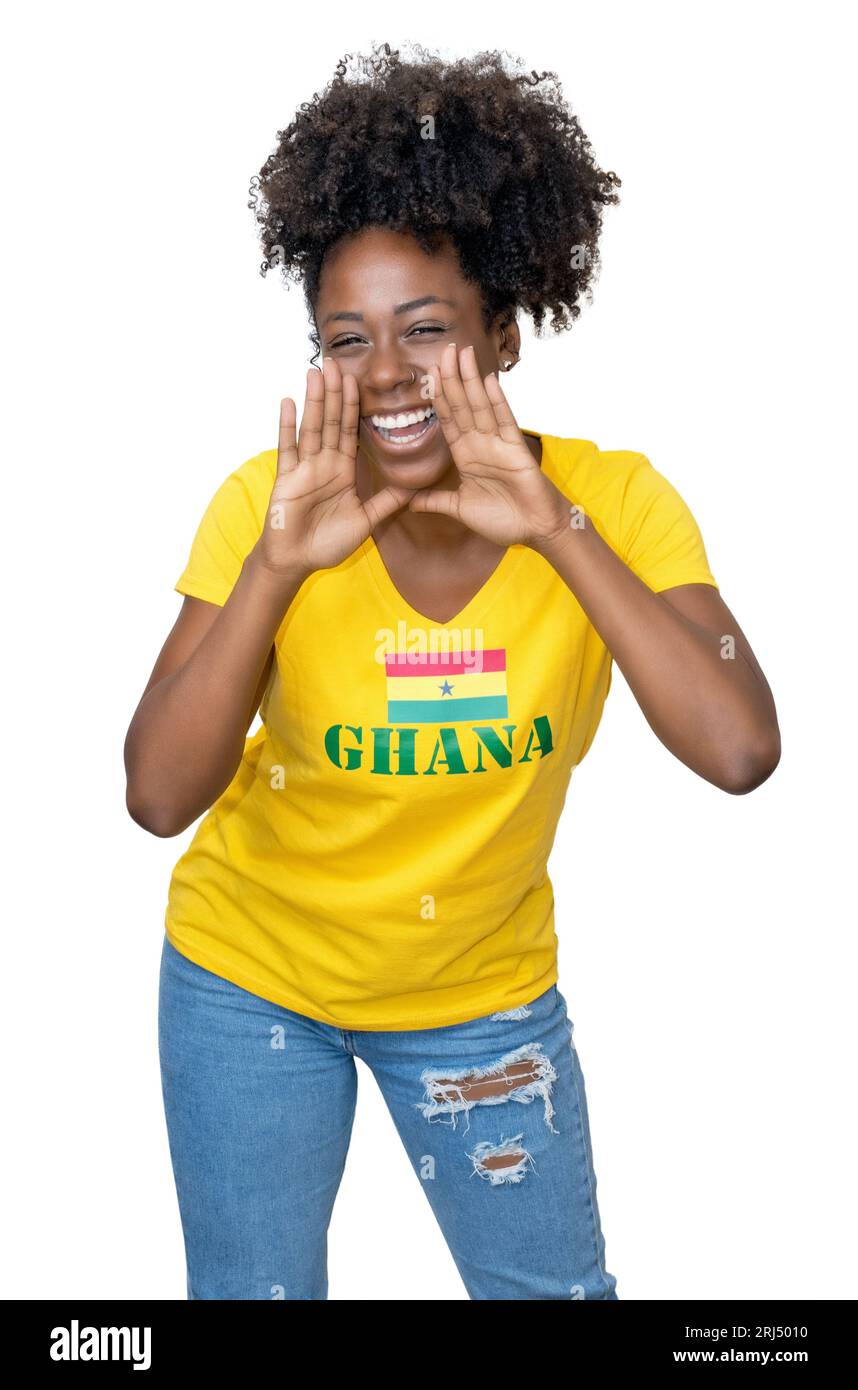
[
  {"xmin": 442, "ymin": 431, "xmax": 559, "ymax": 546},
  {"xmin": 409, "ymin": 344, "xmax": 568, "ymax": 547},
  {"xmin": 262, "ymin": 361, "xmax": 413, "ymax": 574},
  {"xmin": 269, "ymin": 449, "xmax": 370, "ymax": 569}
]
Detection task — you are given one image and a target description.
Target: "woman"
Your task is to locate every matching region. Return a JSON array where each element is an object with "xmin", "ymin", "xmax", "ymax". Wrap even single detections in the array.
[{"xmin": 125, "ymin": 43, "xmax": 780, "ymax": 1301}]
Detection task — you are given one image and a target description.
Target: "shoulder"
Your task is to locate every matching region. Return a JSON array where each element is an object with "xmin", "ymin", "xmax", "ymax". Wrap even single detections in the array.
[
  {"xmin": 210, "ymin": 447, "xmax": 277, "ymax": 520},
  {"xmin": 542, "ymin": 434, "xmax": 697, "ymax": 532},
  {"xmin": 539, "ymin": 433, "xmax": 717, "ymax": 590},
  {"xmin": 188, "ymin": 447, "xmax": 277, "ymax": 550},
  {"xmin": 174, "ymin": 448, "xmax": 277, "ymax": 605},
  {"xmin": 541, "ymin": 434, "xmax": 663, "ymax": 507}
]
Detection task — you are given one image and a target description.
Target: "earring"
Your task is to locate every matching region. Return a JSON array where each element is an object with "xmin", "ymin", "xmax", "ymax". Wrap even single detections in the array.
[{"xmin": 409, "ymin": 369, "xmax": 417, "ymax": 384}]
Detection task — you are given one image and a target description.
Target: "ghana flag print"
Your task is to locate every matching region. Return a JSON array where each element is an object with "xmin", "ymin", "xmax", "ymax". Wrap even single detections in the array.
[{"xmin": 385, "ymin": 649, "xmax": 508, "ymax": 724}]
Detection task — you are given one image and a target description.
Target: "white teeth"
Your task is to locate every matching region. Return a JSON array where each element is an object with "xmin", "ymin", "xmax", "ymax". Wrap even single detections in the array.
[{"xmin": 370, "ymin": 406, "xmax": 435, "ymax": 429}]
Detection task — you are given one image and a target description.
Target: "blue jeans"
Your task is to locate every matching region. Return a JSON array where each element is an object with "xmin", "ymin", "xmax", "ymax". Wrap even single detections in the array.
[{"xmin": 158, "ymin": 934, "xmax": 619, "ymax": 1300}]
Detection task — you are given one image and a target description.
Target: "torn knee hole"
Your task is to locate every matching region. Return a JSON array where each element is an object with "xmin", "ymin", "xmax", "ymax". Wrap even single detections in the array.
[
  {"xmin": 414, "ymin": 1042, "xmax": 560, "ymax": 1133},
  {"xmin": 469, "ymin": 1134, "xmax": 535, "ymax": 1185},
  {"xmin": 480, "ymin": 1150, "xmax": 527, "ymax": 1170},
  {"xmin": 431, "ymin": 1059, "xmax": 541, "ymax": 1102}
]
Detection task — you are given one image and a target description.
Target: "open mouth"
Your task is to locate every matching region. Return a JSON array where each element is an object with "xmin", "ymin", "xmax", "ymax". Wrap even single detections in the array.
[{"xmin": 363, "ymin": 405, "xmax": 438, "ymax": 448}]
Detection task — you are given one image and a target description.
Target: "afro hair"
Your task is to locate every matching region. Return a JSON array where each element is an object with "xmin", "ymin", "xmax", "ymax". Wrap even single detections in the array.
[{"xmin": 248, "ymin": 41, "xmax": 621, "ymax": 362}]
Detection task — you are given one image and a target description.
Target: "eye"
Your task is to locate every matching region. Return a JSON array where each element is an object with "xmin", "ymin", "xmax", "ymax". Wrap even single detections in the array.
[{"xmin": 328, "ymin": 323, "xmax": 449, "ymax": 350}]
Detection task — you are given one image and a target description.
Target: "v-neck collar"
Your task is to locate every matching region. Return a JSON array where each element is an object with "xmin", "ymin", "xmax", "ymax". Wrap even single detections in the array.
[{"xmin": 360, "ymin": 430, "xmax": 548, "ymax": 628}]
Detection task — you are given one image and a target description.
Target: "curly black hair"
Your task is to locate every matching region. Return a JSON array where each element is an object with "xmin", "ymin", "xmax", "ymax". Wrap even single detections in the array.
[{"xmin": 248, "ymin": 41, "xmax": 621, "ymax": 363}]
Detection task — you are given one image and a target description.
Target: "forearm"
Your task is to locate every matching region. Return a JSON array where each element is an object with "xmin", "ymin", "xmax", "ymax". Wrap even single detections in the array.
[
  {"xmin": 124, "ymin": 546, "xmax": 307, "ymax": 835},
  {"xmin": 533, "ymin": 519, "xmax": 779, "ymax": 792}
]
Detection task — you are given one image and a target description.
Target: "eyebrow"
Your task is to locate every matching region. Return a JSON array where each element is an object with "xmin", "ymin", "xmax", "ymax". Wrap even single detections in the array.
[{"xmin": 321, "ymin": 296, "xmax": 456, "ymax": 327}]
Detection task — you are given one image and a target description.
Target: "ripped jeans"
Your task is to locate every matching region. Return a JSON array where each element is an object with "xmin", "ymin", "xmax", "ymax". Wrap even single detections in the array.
[{"xmin": 158, "ymin": 934, "xmax": 619, "ymax": 1301}]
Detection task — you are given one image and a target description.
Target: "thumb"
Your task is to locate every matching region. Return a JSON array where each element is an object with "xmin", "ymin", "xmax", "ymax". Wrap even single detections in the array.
[
  {"xmin": 407, "ymin": 488, "xmax": 461, "ymax": 519},
  {"xmin": 363, "ymin": 485, "xmax": 416, "ymax": 531}
]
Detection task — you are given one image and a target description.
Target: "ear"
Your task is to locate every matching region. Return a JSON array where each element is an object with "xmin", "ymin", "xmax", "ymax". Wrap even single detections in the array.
[{"xmin": 491, "ymin": 306, "xmax": 521, "ymax": 369}]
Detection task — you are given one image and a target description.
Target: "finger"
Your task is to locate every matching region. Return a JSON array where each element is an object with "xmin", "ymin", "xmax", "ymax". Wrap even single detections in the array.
[
  {"xmin": 339, "ymin": 371, "xmax": 360, "ymax": 461},
  {"xmin": 406, "ymin": 487, "xmax": 461, "ymax": 520},
  {"xmin": 363, "ymin": 484, "xmax": 415, "ymax": 531},
  {"xmin": 427, "ymin": 358, "xmax": 461, "ymax": 447},
  {"xmin": 439, "ymin": 340, "xmax": 475, "ymax": 434},
  {"xmin": 483, "ymin": 370, "xmax": 527, "ymax": 446},
  {"xmin": 297, "ymin": 366, "xmax": 324, "ymax": 458},
  {"xmin": 320, "ymin": 356, "xmax": 343, "ymax": 452},
  {"xmin": 459, "ymin": 345, "xmax": 498, "ymax": 434},
  {"xmin": 277, "ymin": 397, "xmax": 298, "ymax": 474}
]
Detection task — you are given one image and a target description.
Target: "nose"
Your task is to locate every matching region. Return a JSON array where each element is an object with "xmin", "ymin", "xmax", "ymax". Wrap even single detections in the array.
[{"xmin": 357, "ymin": 343, "xmax": 419, "ymax": 407}]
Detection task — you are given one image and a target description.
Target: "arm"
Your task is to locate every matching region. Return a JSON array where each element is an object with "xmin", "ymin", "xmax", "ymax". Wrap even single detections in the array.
[
  {"xmin": 409, "ymin": 342, "xmax": 781, "ymax": 796},
  {"xmin": 532, "ymin": 520, "xmax": 781, "ymax": 793},
  {"xmin": 123, "ymin": 547, "xmax": 307, "ymax": 837}
]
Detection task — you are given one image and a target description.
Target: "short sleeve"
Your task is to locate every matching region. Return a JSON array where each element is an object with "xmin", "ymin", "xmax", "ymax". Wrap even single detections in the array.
[
  {"xmin": 174, "ymin": 452, "xmax": 274, "ymax": 606},
  {"xmin": 618, "ymin": 454, "xmax": 718, "ymax": 593}
]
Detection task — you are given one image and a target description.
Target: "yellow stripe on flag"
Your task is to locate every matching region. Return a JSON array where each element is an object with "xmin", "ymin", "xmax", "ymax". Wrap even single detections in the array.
[{"xmin": 385, "ymin": 670, "xmax": 508, "ymax": 701}]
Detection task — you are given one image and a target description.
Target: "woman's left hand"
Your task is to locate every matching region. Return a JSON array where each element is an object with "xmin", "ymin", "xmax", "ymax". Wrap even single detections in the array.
[{"xmin": 407, "ymin": 343, "xmax": 571, "ymax": 547}]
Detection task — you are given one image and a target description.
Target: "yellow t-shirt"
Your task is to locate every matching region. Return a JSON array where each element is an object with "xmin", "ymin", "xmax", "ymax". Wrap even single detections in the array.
[{"xmin": 164, "ymin": 432, "xmax": 717, "ymax": 1031}]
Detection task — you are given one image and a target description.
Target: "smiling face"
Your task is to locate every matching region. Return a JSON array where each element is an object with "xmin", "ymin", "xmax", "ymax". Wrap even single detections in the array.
[{"xmin": 314, "ymin": 226, "xmax": 517, "ymax": 491}]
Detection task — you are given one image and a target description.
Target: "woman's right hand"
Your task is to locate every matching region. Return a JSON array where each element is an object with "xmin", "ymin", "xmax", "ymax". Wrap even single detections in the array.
[{"xmin": 252, "ymin": 357, "xmax": 414, "ymax": 581}]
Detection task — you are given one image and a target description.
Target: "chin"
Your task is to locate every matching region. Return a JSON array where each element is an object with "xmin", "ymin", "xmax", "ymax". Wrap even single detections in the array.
[{"xmin": 359, "ymin": 418, "xmax": 452, "ymax": 485}]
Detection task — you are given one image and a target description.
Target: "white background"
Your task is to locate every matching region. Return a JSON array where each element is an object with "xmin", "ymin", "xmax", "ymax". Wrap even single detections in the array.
[{"xmin": 2, "ymin": 0, "xmax": 855, "ymax": 1300}]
